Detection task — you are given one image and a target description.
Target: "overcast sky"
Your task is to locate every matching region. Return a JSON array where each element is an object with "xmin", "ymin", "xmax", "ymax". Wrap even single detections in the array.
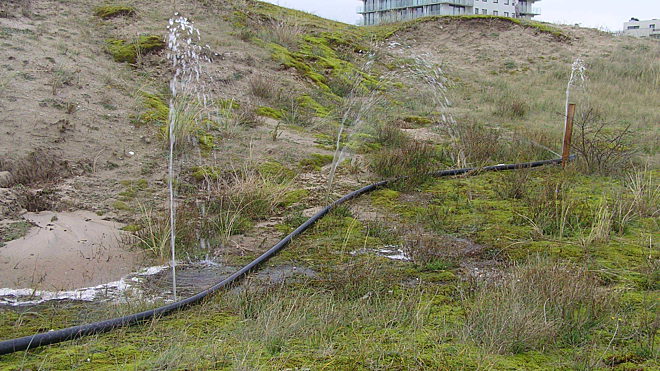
[{"xmin": 262, "ymin": 0, "xmax": 660, "ymax": 31}]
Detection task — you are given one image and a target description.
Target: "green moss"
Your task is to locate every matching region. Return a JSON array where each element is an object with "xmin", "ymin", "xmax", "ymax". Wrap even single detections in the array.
[
  {"xmin": 191, "ymin": 166, "xmax": 221, "ymax": 181},
  {"xmin": 121, "ymin": 224, "xmax": 142, "ymax": 232},
  {"xmin": 94, "ymin": 5, "xmax": 136, "ymax": 19},
  {"xmin": 106, "ymin": 35, "xmax": 165, "ymax": 64},
  {"xmin": 371, "ymin": 189, "xmax": 401, "ymax": 209},
  {"xmin": 197, "ymin": 132, "xmax": 215, "ymax": 151},
  {"xmin": 259, "ymin": 161, "xmax": 296, "ymax": 182},
  {"xmin": 112, "ymin": 201, "xmax": 131, "ymax": 211},
  {"xmin": 0, "ymin": 221, "xmax": 32, "ymax": 247},
  {"xmin": 419, "ymin": 270, "xmax": 457, "ymax": 283},
  {"xmin": 255, "ymin": 106, "xmax": 285, "ymax": 119},
  {"xmin": 402, "ymin": 115, "xmax": 433, "ymax": 127},
  {"xmin": 281, "ymin": 189, "xmax": 309, "ymax": 207},
  {"xmin": 138, "ymin": 91, "xmax": 169, "ymax": 127},
  {"xmin": 299, "ymin": 153, "xmax": 333, "ymax": 171},
  {"xmin": 297, "ymin": 94, "xmax": 330, "ymax": 117}
]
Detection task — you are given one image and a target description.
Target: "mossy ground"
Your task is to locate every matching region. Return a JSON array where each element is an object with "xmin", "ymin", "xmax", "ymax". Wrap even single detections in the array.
[
  {"xmin": 0, "ymin": 1, "xmax": 657, "ymax": 369},
  {"xmin": 105, "ymin": 35, "xmax": 165, "ymax": 64},
  {"xmin": 94, "ymin": 5, "xmax": 136, "ymax": 20},
  {"xmin": 2, "ymin": 166, "xmax": 656, "ymax": 369}
]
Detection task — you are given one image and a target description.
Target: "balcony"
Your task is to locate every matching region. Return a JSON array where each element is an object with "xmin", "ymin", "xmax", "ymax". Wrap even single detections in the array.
[
  {"xmin": 515, "ymin": 3, "xmax": 541, "ymax": 15},
  {"xmin": 359, "ymin": 0, "xmax": 474, "ymax": 14}
]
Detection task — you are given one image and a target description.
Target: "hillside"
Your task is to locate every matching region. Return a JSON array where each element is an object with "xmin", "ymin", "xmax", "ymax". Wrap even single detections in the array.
[{"xmin": 0, "ymin": 0, "xmax": 658, "ymax": 369}]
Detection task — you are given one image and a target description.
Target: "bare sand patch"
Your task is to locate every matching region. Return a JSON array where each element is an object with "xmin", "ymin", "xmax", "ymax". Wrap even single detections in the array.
[{"xmin": 0, "ymin": 211, "xmax": 143, "ymax": 291}]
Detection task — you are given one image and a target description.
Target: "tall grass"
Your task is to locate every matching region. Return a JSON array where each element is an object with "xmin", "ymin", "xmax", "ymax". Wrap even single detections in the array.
[{"xmin": 462, "ymin": 257, "xmax": 612, "ymax": 354}]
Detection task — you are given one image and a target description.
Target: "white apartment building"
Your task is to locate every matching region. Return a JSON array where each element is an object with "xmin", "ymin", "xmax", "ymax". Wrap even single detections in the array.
[
  {"xmin": 358, "ymin": 0, "xmax": 541, "ymax": 26},
  {"xmin": 622, "ymin": 18, "xmax": 660, "ymax": 39}
]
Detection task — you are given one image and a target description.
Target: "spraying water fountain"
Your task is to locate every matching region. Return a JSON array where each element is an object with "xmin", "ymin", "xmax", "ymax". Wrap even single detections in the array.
[
  {"xmin": 565, "ymin": 57, "xmax": 587, "ymax": 121},
  {"xmin": 166, "ymin": 14, "xmax": 212, "ymax": 299},
  {"xmin": 327, "ymin": 56, "xmax": 384, "ymax": 193},
  {"xmin": 406, "ymin": 55, "xmax": 465, "ymax": 167}
]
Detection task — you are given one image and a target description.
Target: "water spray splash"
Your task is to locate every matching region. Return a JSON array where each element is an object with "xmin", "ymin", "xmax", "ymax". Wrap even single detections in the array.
[
  {"xmin": 565, "ymin": 57, "xmax": 587, "ymax": 120},
  {"xmin": 327, "ymin": 56, "xmax": 384, "ymax": 192},
  {"xmin": 166, "ymin": 14, "xmax": 211, "ymax": 299},
  {"xmin": 407, "ymin": 55, "xmax": 465, "ymax": 167}
]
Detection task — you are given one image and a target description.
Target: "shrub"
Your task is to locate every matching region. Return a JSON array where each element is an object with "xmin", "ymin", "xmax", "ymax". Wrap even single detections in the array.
[
  {"xmin": 403, "ymin": 232, "xmax": 457, "ymax": 268},
  {"xmin": 0, "ymin": 150, "xmax": 70, "ymax": 187},
  {"xmin": 373, "ymin": 124, "xmax": 410, "ymax": 149},
  {"xmin": 455, "ymin": 121, "xmax": 502, "ymax": 165},
  {"xmin": 370, "ymin": 140, "xmax": 447, "ymax": 183},
  {"xmin": 249, "ymin": 75, "xmax": 276, "ymax": 100},
  {"xmin": 196, "ymin": 164, "xmax": 293, "ymax": 245},
  {"xmin": 573, "ymin": 107, "xmax": 636, "ymax": 175},
  {"xmin": 523, "ymin": 179, "xmax": 579, "ymax": 238},
  {"xmin": 495, "ymin": 169, "xmax": 532, "ymax": 200},
  {"xmin": 494, "ymin": 94, "xmax": 529, "ymax": 119},
  {"xmin": 258, "ymin": 18, "xmax": 303, "ymax": 49},
  {"xmin": 462, "ymin": 257, "xmax": 612, "ymax": 354}
]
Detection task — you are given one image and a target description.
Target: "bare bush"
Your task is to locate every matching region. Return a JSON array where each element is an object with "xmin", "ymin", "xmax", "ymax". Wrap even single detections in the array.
[
  {"xmin": 370, "ymin": 140, "xmax": 447, "ymax": 183},
  {"xmin": 259, "ymin": 18, "xmax": 303, "ymax": 49},
  {"xmin": 248, "ymin": 75, "xmax": 276, "ymax": 100},
  {"xmin": 455, "ymin": 121, "xmax": 502, "ymax": 165},
  {"xmin": 495, "ymin": 169, "xmax": 532, "ymax": 200},
  {"xmin": 15, "ymin": 188, "xmax": 58, "ymax": 212},
  {"xmin": 0, "ymin": 150, "xmax": 71, "ymax": 187},
  {"xmin": 372, "ymin": 124, "xmax": 410, "ymax": 149},
  {"xmin": 573, "ymin": 107, "xmax": 636, "ymax": 175},
  {"xmin": 462, "ymin": 257, "xmax": 612, "ymax": 354},
  {"xmin": 495, "ymin": 94, "xmax": 529, "ymax": 119},
  {"xmin": 403, "ymin": 232, "xmax": 456, "ymax": 268}
]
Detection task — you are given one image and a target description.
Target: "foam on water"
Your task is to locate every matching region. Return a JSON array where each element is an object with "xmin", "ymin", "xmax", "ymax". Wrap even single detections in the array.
[{"xmin": 0, "ymin": 265, "xmax": 169, "ymax": 307}]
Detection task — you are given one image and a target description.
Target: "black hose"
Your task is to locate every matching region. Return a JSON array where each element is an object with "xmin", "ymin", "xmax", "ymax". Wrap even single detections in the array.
[{"xmin": 0, "ymin": 157, "xmax": 568, "ymax": 355}]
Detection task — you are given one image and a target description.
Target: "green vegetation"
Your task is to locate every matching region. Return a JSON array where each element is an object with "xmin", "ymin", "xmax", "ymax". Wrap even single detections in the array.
[
  {"xmin": 299, "ymin": 153, "xmax": 333, "ymax": 171},
  {"xmin": 105, "ymin": 35, "xmax": 165, "ymax": 64},
  {"xmin": 1, "ymin": 0, "xmax": 657, "ymax": 369},
  {"xmin": 0, "ymin": 221, "xmax": 31, "ymax": 247},
  {"xmin": 94, "ymin": 5, "xmax": 136, "ymax": 19},
  {"xmin": 255, "ymin": 106, "xmax": 285, "ymax": 119}
]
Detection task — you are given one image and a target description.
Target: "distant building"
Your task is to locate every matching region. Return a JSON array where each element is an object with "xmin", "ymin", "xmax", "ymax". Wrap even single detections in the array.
[
  {"xmin": 358, "ymin": 0, "xmax": 541, "ymax": 26},
  {"xmin": 623, "ymin": 18, "xmax": 660, "ymax": 38}
]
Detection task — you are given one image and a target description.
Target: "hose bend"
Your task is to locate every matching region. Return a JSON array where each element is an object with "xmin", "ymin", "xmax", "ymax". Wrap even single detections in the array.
[{"xmin": 0, "ymin": 157, "xmax": 568, "ymax": 355}]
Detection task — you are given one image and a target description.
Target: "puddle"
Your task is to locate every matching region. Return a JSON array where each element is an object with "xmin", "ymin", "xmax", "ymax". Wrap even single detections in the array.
[
  {"xmin": 0, "ymin": 211, "xmax": 143, "ymax": 291},
  {"xmin": 139, "ymin": 261, "xmax": 236, "ymax": 299},
  {"xmin": 351, "ymin": 245, "xmax": 412, "ymax": 262},
  {"xmin": 1, "ymin": 260, "xmax": 319, "ymax": 307},
  {"xmin": 0, "ymin": 265, "xmax": 168, "ymax": 306}
]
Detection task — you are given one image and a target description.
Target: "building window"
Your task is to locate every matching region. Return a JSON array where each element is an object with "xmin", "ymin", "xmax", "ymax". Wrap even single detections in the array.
[
  {"xmin": 504, "ymin": 12, "xmax": 509, "ymax": 17},
  {"xmin": 475, "ymin": 8, "xmax": 479, "ymax": 14},
  {"xmin": 627, "ymin": 26, "xmax": 640, "ymax": 29},
  {"xmin": 505, "ymin": 0, "xmax": 509, "ymax": 4},
  {"xmin": 651, "ymin": 24, "xmax": 656, "ymax": 29},
  {"xmin": 482, "ymin": 9, "xmax": 487, "ymax": 14},
  {"xmin": 493, "ymin": 10, "xmax": 498, "ymax": 15},
  {"xmin": 494, "ymin": 0, "xmax": 498, "ymax": 2}
]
